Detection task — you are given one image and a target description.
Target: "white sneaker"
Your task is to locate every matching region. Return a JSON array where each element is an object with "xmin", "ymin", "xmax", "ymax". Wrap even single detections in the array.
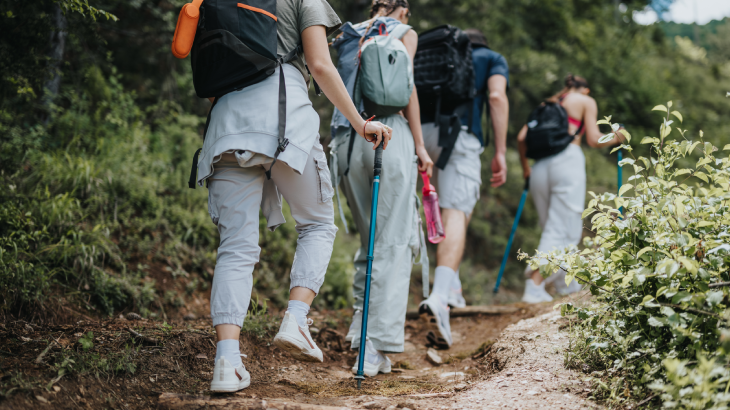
[
  {"xmin": 419, "ymin": 294, "xmax": 453, "ymax": 348},
  {"xmin": 345, "ymin": 309, "xmax": 362, "ymax": 343},
  {"xmin": 210, "ymin": 356, "xmax": 250, "ymax": 393},
  {"xmin": 522, "ymin": 279, "xmax": 553, "ymax": 304},
  {"xmin": 448, "ymin": 287, "xmax": 467, "ymax": 308},
  {"xmin": 273, "ymin": 311, "xmax": 323, "ymax": 362},
  {"xmin": 351, "ymin": 339, "xmax": 392, "ymax": 377}
]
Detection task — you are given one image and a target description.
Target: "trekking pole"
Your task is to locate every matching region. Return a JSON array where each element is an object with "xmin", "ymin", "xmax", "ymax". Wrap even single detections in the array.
[
  {"xmin": 618, "ymin": 149, "xmax": 623, "ymax": 215},
  {"xmin": 355, "ymin": 140, "xmax": 384, "ymax": 389},
  {"xmin": 493, "ymin": 177, "xmax": 530, "ymax": 294}
]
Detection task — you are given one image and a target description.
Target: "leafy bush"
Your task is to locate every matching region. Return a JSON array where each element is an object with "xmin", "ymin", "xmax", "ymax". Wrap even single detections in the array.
[{"xmin": 521, "ymin": 103, "xmax": 730, "ymax": 408}]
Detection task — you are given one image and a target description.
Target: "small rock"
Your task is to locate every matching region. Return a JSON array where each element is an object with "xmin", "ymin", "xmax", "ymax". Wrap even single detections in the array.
[
  {"xmin": 118, "ymin": 314, "xmax": 126, "ymax": 321},
  {"xmin": 398, "ymin": 375, "xmax": 416, "ymax": 379},
  {"xmin": 439, "ymin": 372, "xmax": 464, "ymax": 379},
  {"xmin": 52, "ymin": 385, "xmax": 61, "ymax": 392},
  {"xmin": 454, "ymin": 383, "xmax": 468, "ymax": 391},
  {"xmin": 520, "ymin": 380, "xmax": 528, "ymax": 384},
  {"xmin": 126, "ymin": 312, "xmax": 142, "ymax": 320},
  {"xmin": 504, "ymin": 371, "xmax": 514, "ymax": 376},
  {"xmin": 183, "ymin": 313, "xmax": 196, "ymax": 321},
  {"xmin": 527, "ymin": 390, "xmax": 539, "ymax": 395},
  {"xmin": 195, "ymin": 353, "xmax": 207, "ymax": 359},
  {"xmin": 391, "ymin": 368, "xmax": 404, "ymax": 373},
  {"xmin": 35, "ymin": 395, "xmax": 49, "ymax": 404},
  {"xmin": 362, "ymin": 401, "xmax": 382, "ymax": 409},
  {"xmin": 426, "ymin": 348, "xmax": 442, "ymax": 365},
  {"xmin": 533, "ymin": 375, "xmax": 543, "ymax": 381}
]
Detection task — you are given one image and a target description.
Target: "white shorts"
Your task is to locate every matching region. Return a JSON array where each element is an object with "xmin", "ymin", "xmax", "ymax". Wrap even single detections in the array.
[{"xmin": 422, "ymin": 123, "xmax": 484, "ymax": 216}]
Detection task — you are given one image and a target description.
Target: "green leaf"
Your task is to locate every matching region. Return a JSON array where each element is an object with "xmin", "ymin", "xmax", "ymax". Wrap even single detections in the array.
[
  {"xmin": 596, "ymin": 119, "xmax": 610, "ymax": 125},
  {"xmin": 599, "ymin": 133, "xmax": 615, "ymax": 144},
  {"xmin": 637, "ymin": 247, "xmax": 653, "ymax": 259},
  {"xmin": 619, "ymin": 184, "xmax": 634, "ymax": 197},
  {"xmin": 695, "ymin": 172, "xmax": 709, "ymax": 183},
  {"xmin": 647, "ymin": 316, "xmax": 665, "ymax": 327},
  {"xmin": 618, "ymin": 129, "xmax": 631, "ymax": 143},
  {"xmin": 641, "ymin": 295, "xmax": 655, "ymax": 305},
  {"xmin": 652, "ymin": 105, "xmax": 668, "ymax": 112},
  {"xmin": 671, "ymin": 291, "xmax": 692, "ymax": 304},
  {"xmin": 671, "ymin": 111, "xmax": 683, "ymax": 123},
  {"xmin": 723, "ymin": 144, "xmax": 730, "ymax": 151},
  {"xmin": 706, "ymin": 291, "xmax": 724, "ymax": 306}
]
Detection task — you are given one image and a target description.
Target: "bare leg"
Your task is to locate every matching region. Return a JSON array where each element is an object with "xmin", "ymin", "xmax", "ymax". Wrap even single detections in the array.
[
  {"xmin": 436, "ymin": 208, "xmax": 468, "ymax": 270},
  {"xmin": 289, "ymin": 287, "xmax": 315, "ymax": 305},
  {"xmin": 530, "ymin": 269, "xmax": 542, "ymax": 286}
]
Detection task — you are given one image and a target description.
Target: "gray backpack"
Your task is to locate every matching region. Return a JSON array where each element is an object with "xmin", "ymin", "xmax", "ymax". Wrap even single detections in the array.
[{"xmin": 354, "ymin": 23, "xmax": 414, "ymax": 117}]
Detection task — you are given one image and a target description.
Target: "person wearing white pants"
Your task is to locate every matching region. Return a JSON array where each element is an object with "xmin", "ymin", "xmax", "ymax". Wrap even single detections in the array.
[
  {"xmin": 518, "ymin": 74, "xmax": 624, "ymax": 303},
  {"xmin": 192, "ymin": 0, "xmax": 393, "ymax": 393}
]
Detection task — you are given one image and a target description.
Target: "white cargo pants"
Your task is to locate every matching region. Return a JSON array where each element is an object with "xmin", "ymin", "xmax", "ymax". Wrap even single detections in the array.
[
  {"xmin": 330, "ymin": 115, "xmax": 426, "ymax": 353},
  {"xmin": 525, "ymin": 144, "xmax": 586, "ymax": 277},
  {"xmin": 207, "ymin": 144, "xmax": 337, "ymax": 327}
]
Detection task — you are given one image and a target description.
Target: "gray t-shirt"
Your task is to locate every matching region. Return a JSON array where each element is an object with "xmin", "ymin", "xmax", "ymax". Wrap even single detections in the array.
[{"xmin": 277, "ymin": 0, "xmax": 341, "ymax": 83}]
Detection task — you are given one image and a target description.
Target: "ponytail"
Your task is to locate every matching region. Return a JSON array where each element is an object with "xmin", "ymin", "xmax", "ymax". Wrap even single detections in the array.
[
  {"xmin": 547, "ymin": 73, "xmax": 589, "ymax": 103},
  {"xmin": 358, "ymin": 0, "xmax": 410, "ymax": 47}
]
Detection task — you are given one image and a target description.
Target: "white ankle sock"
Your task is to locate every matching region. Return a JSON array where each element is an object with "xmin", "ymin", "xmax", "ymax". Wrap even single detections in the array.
[
  {"xmin": 432, "ymin": 266, "xmax": 456, "ymax": 303},
  {"xmin": 287, "ymin": 300, "xmax": 310, "ymax": 327},
  {"xmin": 215, "ymin": 339, "xmax": 242, "ymax": 368},
  {"xmin": 450, "ymin": 269, "xmax": 462, "ymax": 292}
]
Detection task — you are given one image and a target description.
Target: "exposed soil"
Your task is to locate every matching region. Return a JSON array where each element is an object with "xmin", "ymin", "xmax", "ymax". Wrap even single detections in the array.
[{"xmin": 0, "ymin": 300, "xmax": 555, "ymax": 409}]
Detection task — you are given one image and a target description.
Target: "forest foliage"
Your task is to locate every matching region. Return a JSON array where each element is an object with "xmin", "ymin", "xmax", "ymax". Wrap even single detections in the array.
[
  {"xmin": 0, "ymin": 0, "xmax": 728, "ymax": 321},
  {"xmin": 523, "ymin": 106, "xmax": 730, "ymax": 408}
]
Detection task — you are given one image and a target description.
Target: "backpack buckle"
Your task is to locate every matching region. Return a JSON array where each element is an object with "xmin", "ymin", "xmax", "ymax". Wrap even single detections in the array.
[{"xmin": 278, "ymin": 139, "xmax": 289, "ymax": 152}]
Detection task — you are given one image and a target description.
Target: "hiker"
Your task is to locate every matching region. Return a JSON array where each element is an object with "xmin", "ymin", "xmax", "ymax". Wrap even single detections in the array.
[
  {"xmin": 329, "ymin": 0, "xmax": 433, "ymax": 377},
  {"xmin": 518, "ymin": 74, "xmax": 624, "ymax": 303},
  {"xmin": 416, "ymin": 28, "xmax": 510, "ymax": 348},
  {"xmin": 191, "ymin": 0, "xmax": 393, "ymax": 393}
]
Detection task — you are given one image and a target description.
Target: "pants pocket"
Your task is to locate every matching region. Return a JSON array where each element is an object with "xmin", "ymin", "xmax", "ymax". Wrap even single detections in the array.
[
  {"xmin": 207, "ymin": 190, "xmax": 220, "ymax": 226},
  {"xmin": 314, "ymin": 152, "xmax": 335, "ymax": 204}
]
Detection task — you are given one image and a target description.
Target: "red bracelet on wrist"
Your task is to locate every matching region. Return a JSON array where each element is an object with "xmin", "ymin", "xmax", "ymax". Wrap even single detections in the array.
[{"xmin": 363, "ymin": 115, "xmax": 376, "ymax": 142}]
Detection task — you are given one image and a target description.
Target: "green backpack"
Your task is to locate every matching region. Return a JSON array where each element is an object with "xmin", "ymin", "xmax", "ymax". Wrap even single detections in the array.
[{"xmin": 354, "ymin": 23, "xmax": 414, "ymax": 118}]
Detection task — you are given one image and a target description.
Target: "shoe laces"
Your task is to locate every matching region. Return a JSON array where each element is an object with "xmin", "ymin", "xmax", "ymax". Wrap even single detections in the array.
[{"xmin": 305, "ymin": 318, "xmax": 314, "ymax": 327}]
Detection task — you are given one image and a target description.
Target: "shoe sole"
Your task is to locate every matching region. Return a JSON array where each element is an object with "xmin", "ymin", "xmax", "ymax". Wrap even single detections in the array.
[
  {"xmin": 419, "ymin": 303, "xmax": 452, "ymax": 348},
  {"xmin": 351, "ymin": 362, "xmax": 392, "ymax": 377},
  {"xmin": 273, "ymin": 334, "xmax": 323, "ymax": 363},
  {"xmin": 210, "ymin": 379, "xmax": 250, "ymax": 393}
]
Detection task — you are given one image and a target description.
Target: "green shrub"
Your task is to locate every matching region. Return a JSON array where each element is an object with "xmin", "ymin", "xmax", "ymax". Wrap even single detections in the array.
[{"xmin": 521, "ymin": 103, "xmax": 730, "ymax": 408}]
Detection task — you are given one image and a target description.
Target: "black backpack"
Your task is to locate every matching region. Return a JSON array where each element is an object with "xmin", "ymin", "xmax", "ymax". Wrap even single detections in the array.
[
  {"xmin": 525, "ymin": 102, "xmax": 583, "ymax": 160},
  {"xmin": 413, "ymin": 25, "xmax": 475, "ymax": 169},
  {"xmin": 186, "ymin": 0, "xmax": 303, "ymax": 188}
]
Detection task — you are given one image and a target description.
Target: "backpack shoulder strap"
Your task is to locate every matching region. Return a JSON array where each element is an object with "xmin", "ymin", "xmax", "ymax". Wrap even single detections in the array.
[{"xmin": 389, "ymin": 24, "xmax": 412, "ymax": 40}]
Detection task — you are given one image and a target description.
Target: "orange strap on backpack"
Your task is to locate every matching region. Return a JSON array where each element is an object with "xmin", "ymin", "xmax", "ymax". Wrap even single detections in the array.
[{"xmin": 171, "ymin": 0, "xmax": 204, "ymax": 59}]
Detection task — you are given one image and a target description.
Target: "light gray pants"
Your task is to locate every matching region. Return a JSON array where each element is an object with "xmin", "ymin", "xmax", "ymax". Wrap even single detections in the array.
[
  {"xmin": 525, "ymin": 144, "xmax": 586, "ymax": 276},
  {"xmin": 330, "ymin": 115, "xmax": 424, "ymax": 353},
  {"xmin": 207, "ymin": 144, "xmax": 337, "ymax": 327}
]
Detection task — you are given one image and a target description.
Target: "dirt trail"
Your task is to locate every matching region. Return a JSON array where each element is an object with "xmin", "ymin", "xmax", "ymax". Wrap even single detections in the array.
[{"xmin": 0, "ymin": 302, "xmax": 563, "ymax": 409}]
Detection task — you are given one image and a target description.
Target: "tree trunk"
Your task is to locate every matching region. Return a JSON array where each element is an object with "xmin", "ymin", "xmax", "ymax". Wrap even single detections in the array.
[{"xmin": 43, "ymin": 4, "xmax": 67, "ymax": 118}]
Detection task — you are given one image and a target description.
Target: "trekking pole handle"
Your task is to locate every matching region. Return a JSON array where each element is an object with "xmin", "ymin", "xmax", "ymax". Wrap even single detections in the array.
[
  {"xmin": 374, "ymin": 141, "xmax": 384, "ymax": 177},
  {"xmin": 523, "ymin": 176, "xmax": 530, "ymax": 191}
]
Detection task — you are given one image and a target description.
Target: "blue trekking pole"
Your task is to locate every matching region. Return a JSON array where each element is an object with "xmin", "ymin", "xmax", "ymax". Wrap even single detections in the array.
[
  {"xmin": 618, "ymin": 149, "xmax": 623, "ymax": 215},
  {"xmin": 355, "ymin": 141, "xmax": 384, "ymax": 389},
  {"xmin": 493, "ymin": 177, "xmax": 530, "ymax": 294}
]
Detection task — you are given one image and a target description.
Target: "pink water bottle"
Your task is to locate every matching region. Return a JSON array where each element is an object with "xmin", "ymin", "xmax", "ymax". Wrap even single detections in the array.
[{"xmin": 421, "ymin": 172, "xmax": 446, "ymax": 244}]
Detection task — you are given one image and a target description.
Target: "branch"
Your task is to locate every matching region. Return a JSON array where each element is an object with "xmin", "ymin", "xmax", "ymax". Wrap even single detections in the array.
[
  {"xmin": 709, "ymin": 282, "xmax": 730, "ymax": 288},
  {"xmin": 657, "ymin": 303, "xmax": 722, "ymax": 320}
]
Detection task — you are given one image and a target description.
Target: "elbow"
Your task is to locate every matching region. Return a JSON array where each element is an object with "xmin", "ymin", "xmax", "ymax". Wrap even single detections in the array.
[
  {"xmin": 307, "ymin": 59, "xmax": 331, "ymax": 79},
  {"xmin": 489, "ymin": 91, "xmax": 507, "ymax": 107}
]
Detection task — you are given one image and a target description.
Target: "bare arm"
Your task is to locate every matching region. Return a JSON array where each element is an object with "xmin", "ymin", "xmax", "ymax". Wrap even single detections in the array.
[
  {"xmin": 401, "ymin": 30, "xmax": 433, "ymax": 176},
  {"xmin": 582, "ymin": 98, "xmax": 621, "ymax": 148},
  {"xmin": 487, "ymin": 75, "xmax": 508, "ymax": 187},
  {"xmin": 302, "ymin": 25, "xmax": 391, "ymax": 148},
  {"xmin": 517, "ymin": 125, "xmax": 530, "ymax": 179}
]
